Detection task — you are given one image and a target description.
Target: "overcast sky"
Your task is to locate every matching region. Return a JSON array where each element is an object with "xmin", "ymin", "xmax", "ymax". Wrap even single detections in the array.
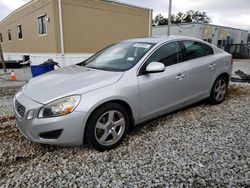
[{"xmin": 0, "ymin": 0, "xmax": 250, "ymax": 31}]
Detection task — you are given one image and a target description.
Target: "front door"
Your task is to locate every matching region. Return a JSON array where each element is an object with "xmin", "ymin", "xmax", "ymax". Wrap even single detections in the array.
[{"xmin": 137, "ymin": 41, "xmax": 189, "ymax": 122}]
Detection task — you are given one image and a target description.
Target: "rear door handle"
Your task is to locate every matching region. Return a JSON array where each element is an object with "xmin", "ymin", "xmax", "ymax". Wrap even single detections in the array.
[
  {"xmin": 209, "ymin": 64, "xmax": 216, "ymax": 69},
  {"xmin": 176, "ymin": 73, "xmax": 185, "ymax": 80}
]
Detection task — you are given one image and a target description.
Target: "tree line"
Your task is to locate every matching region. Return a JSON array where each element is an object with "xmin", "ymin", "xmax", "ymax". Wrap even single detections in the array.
[{"xmin": 153, "ymin": 10, "xmax": 211, "ymax": 26}]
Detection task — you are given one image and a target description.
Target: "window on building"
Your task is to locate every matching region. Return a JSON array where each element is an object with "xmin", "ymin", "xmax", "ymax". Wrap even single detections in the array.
[
  {"xmin": 222, "ymin": 40, "xmax": 226, "ymax": 46},
  {"xmin": 0, "ymin": 33, "xmax": 3, "ymax": 43},
  {"xmin": 17, "ymin": 25, "xmax": 23, "ymax": 39},
  {"xmin": 7, "ymin": 29, "xmax": 12, "ymax": 41},
  {"xmin": 217, "ymin": 40, "xmax": 222, "ymax": 46},
  {"xmin": 38, "ymin": 15, "xmax": 47, "ymax": 35},
  {"xmin": 207, "ymin": 39, "xmax": 212, "ymax": 44}
]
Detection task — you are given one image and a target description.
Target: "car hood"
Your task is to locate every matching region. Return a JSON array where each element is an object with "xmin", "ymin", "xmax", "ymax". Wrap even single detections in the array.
[{"xmin": 23, "ymin": 65, "xmax": 124, "ymax": 104}]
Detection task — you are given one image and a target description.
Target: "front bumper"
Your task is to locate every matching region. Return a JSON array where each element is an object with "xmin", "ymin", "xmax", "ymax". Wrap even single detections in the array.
[{"xmin": 14, "ymin": 92, "xmax": 88, "ymax": 145}]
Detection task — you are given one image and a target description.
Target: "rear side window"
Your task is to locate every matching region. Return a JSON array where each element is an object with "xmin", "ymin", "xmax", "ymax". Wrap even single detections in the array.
[
  {"xmin": 202, "ymin": 43, "xmax": 214, "ymax": 56},
  {"xmin": 146, "ymin": 42, "xmax": 183, "ymax": 67},
  {"xmin": 183, "ymin": 41, "xmax": 213, "ymax": 61}
]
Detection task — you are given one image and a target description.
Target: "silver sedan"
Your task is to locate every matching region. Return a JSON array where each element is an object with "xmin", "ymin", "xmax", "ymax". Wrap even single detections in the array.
[{"xmin": 14, "ymin": 36, "xmax": 232, "ymax": 151}]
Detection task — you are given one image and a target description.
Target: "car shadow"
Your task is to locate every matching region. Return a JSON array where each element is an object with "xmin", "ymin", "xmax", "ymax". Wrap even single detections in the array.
[{"xmin": 129, "ymin": 99, "xmax": 207, "ymax": 135}]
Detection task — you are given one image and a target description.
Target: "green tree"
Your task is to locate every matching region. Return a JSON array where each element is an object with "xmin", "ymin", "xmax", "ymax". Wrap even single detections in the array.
[
  {"xmin": 191, "ymin": 11, "xmax": 211, "ymax": 23},
  {"xmin": 154, "ymin": 14, "xmax": 165, "ymax": 26},
  {"xmin": 183, "ymin": 10, "xmax": 194, "ymax": 23},
  {"xmin": 158, "ymin": 18, "xmax": 168, "ymax": 25},
  {"xmin": 153, "ymin": 11, "xmax": 211, "ymax": 26},
  {"xmin": 174, "ymin": 12, "xmax": 185, "ymax": 24},
  {"xmin": 153, "ymin": 14, "xmax": 175, "ymax": 26}
]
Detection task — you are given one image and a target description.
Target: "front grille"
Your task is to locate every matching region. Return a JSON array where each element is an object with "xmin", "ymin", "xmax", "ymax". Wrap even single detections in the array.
[{"xmin": 15, "ymin": 100, "xmax": 26, "ymax": 118}]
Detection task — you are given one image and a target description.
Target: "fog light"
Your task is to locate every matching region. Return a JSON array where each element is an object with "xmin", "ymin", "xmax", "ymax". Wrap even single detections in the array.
[{"xmin": 26, "ymin": 109, "xmax": 35, "ymax": 120}]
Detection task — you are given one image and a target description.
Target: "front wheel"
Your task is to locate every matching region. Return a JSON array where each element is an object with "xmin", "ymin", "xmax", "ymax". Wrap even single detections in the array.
[
  {"xmin": 208, "ymin": 76, "xmax": 229, "ymax": 104},
  {"xmin": 85, "ymin": 103, "xmax": 129, "ymax": 151}
]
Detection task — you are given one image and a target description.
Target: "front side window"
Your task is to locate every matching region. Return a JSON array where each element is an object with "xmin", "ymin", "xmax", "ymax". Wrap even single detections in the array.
[
  {"xmin": 85, "ymin": 42, "xmax": 154, "ymax": 71},
  {"xmin": 145, "ymin": 42, "xmax": 183, "ymax": 67},
  {"xmin": 7, "ymin": 29, "xmax": 12, "ymax": 41},
  {"xmin": 38, "ymin": 15, "xmax": 47, "ymax": 35},
  {"xmin": 17, "ymin": 25, "xmax": 23, "ymax": 39},
  {"xmin": 0, "ymin": 33, "xmax": 3, "ymax": 43}
]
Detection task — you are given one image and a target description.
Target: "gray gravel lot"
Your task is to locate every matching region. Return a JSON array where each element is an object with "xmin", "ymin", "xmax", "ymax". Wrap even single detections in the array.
[
  {"xmin": 0, "ymin": 67, "xmax": 31, "ymax": 118},
  {"xmin": 233, "ymin": 59, "xmax": 250, "ymax": 74},
  {"xmin": 0, "ymin": 67, "xmax": 31, "ymax": 88},
  {"xmin": 0, "ymin": 83, "xmax": 250, "ymax": 187},
  {"xmin": 0, "ymin": 61, "xmax": 250, "ymax": 187}
]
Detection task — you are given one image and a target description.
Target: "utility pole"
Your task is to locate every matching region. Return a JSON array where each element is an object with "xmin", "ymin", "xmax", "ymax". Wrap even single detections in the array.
[
  {"xmin": 0, "ymin": 43, "xmax": 6, "ymax": 73},
  {"xmin": 167, "ymin": 0, "xmax": 172, "ymax": 36}
]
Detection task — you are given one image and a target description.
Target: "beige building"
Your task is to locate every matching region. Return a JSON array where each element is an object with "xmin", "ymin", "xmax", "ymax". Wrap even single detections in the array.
[{"xmin": 0, "ymin": 0, "xmax": 152, "ymax": 66}]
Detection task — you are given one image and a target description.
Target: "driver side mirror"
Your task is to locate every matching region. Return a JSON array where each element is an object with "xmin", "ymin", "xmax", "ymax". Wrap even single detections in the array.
[{"xmin": 144, "ymin": 62, "xmax": 165, "ymax": 74}]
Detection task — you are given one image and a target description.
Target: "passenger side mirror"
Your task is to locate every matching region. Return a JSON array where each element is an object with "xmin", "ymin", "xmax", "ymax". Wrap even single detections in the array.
[{"xmin": 145, "ymin": 62, "xmax": 165, "ymax": 73}]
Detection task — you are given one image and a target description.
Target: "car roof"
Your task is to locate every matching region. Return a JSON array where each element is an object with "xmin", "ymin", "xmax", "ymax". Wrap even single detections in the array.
[
  {"xmin": 122, "ymin": 35, "xmax": 225, "ymax": 54},
  {"xmin": 122, "ymin": 35, "xmax": 206, "ymax": 44}
]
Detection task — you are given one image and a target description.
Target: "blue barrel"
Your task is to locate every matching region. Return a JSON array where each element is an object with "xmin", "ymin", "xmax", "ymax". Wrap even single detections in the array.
[{"xmin": 30, "ymin": 64, "xmax": 54, "ymax": 77}]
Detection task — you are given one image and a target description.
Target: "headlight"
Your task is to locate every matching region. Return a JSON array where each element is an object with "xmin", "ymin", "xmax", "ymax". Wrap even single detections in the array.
[{"xmin": 38, "ymin": 95, "xmax": 81, "ymax": 118}]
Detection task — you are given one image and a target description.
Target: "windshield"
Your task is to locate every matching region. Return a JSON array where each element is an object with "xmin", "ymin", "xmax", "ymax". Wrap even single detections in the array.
[{"xmin": 85, "ymin": 42, "xmax": 155, "ymax": 71}]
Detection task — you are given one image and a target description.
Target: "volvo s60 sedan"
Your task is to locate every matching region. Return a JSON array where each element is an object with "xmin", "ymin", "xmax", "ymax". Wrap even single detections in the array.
[{"xmin": 14, "ymin": 36, "xmax": 232, "ymax": 151}]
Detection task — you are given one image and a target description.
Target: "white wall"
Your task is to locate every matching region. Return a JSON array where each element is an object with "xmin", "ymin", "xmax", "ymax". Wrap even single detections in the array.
[
  {"xmin": 152, "ymin": 24, "xmax": 248, "ymax": 46},
  {"xmin": 211, "ymin": 27, "xmax": 219, "ymax": 46},
  {"xmin": 3, "ymin": 53, "xmax": 93, "ymax": 67},
  {"xmin": 3, "ymin": 53, "xmax": 23, "ymax": 61},
  {"xmin": 29, "ymin": 53, "xmax": 93, "ymax": 67},
  {"xmin": 152, "ymin": 24, "xmax": 203, "ymax": 39}
]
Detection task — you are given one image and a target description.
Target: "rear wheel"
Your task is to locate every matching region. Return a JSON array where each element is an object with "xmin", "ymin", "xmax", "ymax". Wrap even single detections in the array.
[
  {"xmin": 208, "ymin": 76, "xmax": 228, "ymax": 104},
  {"xmin": 86, "ymin": 103, "xmax": 129, "ymax": 151}
]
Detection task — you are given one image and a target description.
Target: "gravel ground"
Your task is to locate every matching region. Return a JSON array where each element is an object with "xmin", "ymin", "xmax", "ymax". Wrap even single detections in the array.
[
  {"xmin": 232, "ymin": 59, "xmax": 250, "ymax": 76},
  {"xmin": 0, "ymin": 67, "xmax": 31, "ymax": 117},
  {"xmin": 0, "ymin": 83, "xmax": 249, "ymax": 187},
  {"xmin": 0, "ymin": 67, "xmax": 31, "ymax": 88},
  {"xmin": 0, "ymin": 61, "xmax": 250, "ymax": 187}
]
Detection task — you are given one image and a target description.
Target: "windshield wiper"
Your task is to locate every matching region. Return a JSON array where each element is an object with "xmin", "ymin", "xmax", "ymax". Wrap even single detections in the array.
[
  {"xmin": 87, "ymin": 66, "xmax": 113, "ymax": 71},
  {"xmin": 76, "ymin": 60, "xmax": 86, "ymax": 67},
  {"xmin": 87, "ymin": 66, "xmax": 102, "ymax": 70}
]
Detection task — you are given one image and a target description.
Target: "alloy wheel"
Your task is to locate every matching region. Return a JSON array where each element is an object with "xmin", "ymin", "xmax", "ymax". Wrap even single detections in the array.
[
  {"xmin": 214, "ymin": 79, "xmax": 227, "ymax": 102},
  {"xmin": 95, "ymin": 110, "xmax": 126, "ymax": 146}
]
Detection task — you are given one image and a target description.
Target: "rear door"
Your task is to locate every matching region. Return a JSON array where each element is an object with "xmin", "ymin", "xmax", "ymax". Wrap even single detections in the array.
[
  {"xmin": 137, "ymin": 41, "xmax": 189, "ymax": 122},
  {"xmin": 182, "ymin": 41, "xmax": 218, "ymax": 99}
]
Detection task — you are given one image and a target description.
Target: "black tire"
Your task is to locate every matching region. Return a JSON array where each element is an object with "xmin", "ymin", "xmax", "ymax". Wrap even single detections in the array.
[
  {"xmin": 85, "ymin": 103, "xmax": 129, "ymax": 151},
  {"xmin": 208, "ymin": 75, "xmax": 229, "ymax": 104}
]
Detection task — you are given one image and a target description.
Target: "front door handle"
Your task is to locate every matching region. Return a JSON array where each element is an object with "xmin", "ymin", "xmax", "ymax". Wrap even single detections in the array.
[
  {"xmin": 209, "ymin": 64, "xmax": 216, "ymax": 69},
  {"xmin": 176, "ymin": 73, "xmax": 185, "ymax": 80}
]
